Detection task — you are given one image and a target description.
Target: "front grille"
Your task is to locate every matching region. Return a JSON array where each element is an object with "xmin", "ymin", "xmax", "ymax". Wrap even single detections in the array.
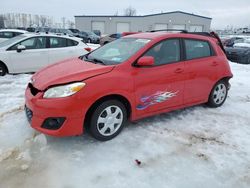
[
  {"xmin": 28, "ymin": 83, "xmax": 40, "ymax": 96},
  {"xmin": 25, "ymin": 106, "xmax": 33, "ymax": 123}
]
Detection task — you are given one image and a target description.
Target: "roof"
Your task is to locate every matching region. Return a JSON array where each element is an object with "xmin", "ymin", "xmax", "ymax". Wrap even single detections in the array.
[
  {"xmin": 21, "ymin": 32, "xmax": 84, "ymax": 41},
  {"xmin": 75, "ymin": 11, "xmax": 212, "ymax": 20},
  {"xmin": 0, "ymin": 29, "xmax": 27, "ymax": 33},
  {"xmin": 124, "ymin": 32, "xmax": 217, "ymax": 42}
]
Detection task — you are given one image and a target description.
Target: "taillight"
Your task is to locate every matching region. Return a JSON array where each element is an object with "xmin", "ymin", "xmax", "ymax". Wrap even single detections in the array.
[{"xmin": 84, "ymin": 47, "xmax": 91, "ymax": 52}]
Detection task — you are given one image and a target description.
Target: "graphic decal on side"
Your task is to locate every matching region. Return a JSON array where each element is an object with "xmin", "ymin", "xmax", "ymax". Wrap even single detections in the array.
[{"xmin": 136, "ymin": 90, "xmax": 179, "ymax": 110}]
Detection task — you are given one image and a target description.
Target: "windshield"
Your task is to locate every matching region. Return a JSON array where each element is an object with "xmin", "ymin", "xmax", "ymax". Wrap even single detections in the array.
[
  {"xmin": 0, "ymin": 35, "xmax": 26, "ymax": 48},
  {"xmin": 86, "ymin": 38, "xmax": 151, "ymax": 65}
]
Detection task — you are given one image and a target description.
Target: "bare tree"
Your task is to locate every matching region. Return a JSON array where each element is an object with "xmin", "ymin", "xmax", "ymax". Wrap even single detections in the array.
[
  {"xmin": 62, "ymin": 17, "xmax": 66, "ymax": 29},
  {"xmin": 22, "ymin": 13, "xmax": 28, "ymax": 28},
  {"xmin": 124, "ymin": 6, "xmax": 136, "ymax": 16},
  {"xmin": 114, "ymin": 10, "xmax": 119, "ymax": 16},
  {"xmin": 67, "ymin": 20, "xmax": 75, "ymax": 28},
  {"xmin": 0, "ymin": 15, "xmax": 5, "ymax": 28},
  {"xmin": 40, "ymin": 16, "xmax": 47, "ymax": 27}
]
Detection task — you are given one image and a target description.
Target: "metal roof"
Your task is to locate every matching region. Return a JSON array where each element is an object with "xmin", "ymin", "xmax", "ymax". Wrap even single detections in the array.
[{"xmin": 75, "ymin": 11, "xmax": 212, "ymax": 20}]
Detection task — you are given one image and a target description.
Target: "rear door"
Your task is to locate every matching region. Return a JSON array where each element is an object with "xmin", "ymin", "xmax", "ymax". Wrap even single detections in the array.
[
  {"xmin": 48, "ymin": 37, "xmax": 80, "ymax": 65},
  {"xmin": 133, "ymin": 39, "xmax": 185, "ymax": 116},
  {"xmin": 183, "ymin": 38, "xmax": 218, "ymax": 104}
]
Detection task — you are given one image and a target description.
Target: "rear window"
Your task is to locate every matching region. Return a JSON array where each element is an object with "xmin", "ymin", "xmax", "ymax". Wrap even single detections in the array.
[
  {"xmin": 50, "ymin": 37, "xmax": 67, "ymax": 48},
  {"xmin": 184, "ymin": 39, "xmax": 212, "ymax": 60},
  {"xmin": 0, "ymin": 32, "xmax": 14, "ymax": 38},
  {"xmin": 49, "ymin": 37, "xmax": 78, "ymax": 48},
  {"xmin": 67, "ymin": 39, "xmax": 78, "ymax": 46}
]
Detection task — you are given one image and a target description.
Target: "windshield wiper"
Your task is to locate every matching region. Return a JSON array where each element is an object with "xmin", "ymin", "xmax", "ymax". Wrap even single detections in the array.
[
  {"xmin": 92, "ymin": 58, "xmax": 106, "ymax": 65},
  {"xmin": 82, "ymin": 54, "xmax": 105, "ymax": 65},
  {"xmin": 82, "ymin": 54, "xmax": 92, "ymax": 62}
]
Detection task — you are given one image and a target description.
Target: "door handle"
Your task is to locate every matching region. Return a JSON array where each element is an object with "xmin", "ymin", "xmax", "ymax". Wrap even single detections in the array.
[
  {"xmin": 211, "ymin": 62, "xmax": 218, "ymax": 66},
  {"xmin": 174, "ymin": 68, "xmax": 184, "ymax": 73}
]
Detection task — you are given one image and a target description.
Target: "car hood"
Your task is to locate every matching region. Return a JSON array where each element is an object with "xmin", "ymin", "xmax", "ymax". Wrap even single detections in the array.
[{"xmin": 32, "ymin": 58, "xmax": 115, "ymax": 91}]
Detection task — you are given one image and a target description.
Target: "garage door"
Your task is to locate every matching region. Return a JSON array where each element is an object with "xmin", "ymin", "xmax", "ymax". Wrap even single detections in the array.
[
  {"xmin": 190, "ymin": 25, "xmax": 203, "ymax": 32},
  {"xmin": 154, "ymin": 24, "xmax": 168, "ymax": 30},
  {"xmin": 117, "ymin": 23, "xmax": 130, "ymax": 33},
  {"xmin": 172, "ymin": 24, "xmax": 186, "ymax": 30},
  {"xmin": 91, "ymin": 21, "xmax": 105, "ymax": 35}
]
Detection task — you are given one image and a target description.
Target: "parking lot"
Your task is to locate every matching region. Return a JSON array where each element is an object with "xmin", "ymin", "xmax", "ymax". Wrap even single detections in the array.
[{"xmin": 0, "ymin": 61, "xmax": 249, "ymax": 188}]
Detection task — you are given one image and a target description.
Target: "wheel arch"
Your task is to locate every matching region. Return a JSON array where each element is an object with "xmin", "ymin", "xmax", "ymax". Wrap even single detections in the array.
[
  {"xmin": 0, "ymin": 60, "xmax": 9, "ymax": 74},
  {"xmin": 84, "ymin": 94, "xmax": 132, "ymax": 130},
  {"xmin": 217, "ymin": 76, "xmax": 232, "ymax": 88}
]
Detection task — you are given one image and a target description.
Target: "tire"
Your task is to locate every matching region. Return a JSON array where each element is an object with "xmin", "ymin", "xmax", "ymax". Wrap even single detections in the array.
[
  {"xmin": 0, "ymin": 63, "xmax": 7, "ymax": 76},
  {"xmin": 207, "ymin": 80, "xmax": 228, "ymax": 108},
  {"xmin": 89, "ymin": 100, "xmax": 127, "ymax": 141},
  {"xmin": 87, "ymin": 39, "xmax": 91, "ymax": 43},
  {"xmin": 104, "ymin": 41, "xmax": 109, "ymax": 45}
]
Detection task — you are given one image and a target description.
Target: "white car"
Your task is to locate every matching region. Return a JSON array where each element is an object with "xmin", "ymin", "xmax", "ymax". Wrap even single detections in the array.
[
  {"xmin": 0, "ymin": 33, "xmax": 90, "ymax": 76},
  {"xmin": 0, "ymin": 29, "xmax": 27, "ymax": 43}
]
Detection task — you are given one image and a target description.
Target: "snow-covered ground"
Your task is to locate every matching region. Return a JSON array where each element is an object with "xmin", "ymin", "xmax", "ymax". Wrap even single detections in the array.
[{"xmin": 0, "ymin": 62, "xmax": 250, "ymax": 188}]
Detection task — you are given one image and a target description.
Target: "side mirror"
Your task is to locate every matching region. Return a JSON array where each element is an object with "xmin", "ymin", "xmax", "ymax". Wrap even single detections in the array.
[
  {"xmin": 17, "ymin": 45, "xmax": 26, "ymax": 53},
  {"xmin": 136, "ymin": 56, "xmax": 154, "ymax": 67}
]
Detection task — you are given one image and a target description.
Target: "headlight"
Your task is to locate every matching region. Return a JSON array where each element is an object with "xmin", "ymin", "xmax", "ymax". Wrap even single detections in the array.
[{"xmin": 43, "ymin": 82, "xmax": 85, "ymax": 98}]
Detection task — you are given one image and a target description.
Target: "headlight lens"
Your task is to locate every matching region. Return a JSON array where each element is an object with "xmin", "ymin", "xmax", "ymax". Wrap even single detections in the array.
[{"xmin": 43, "ymin": 82, "xmax": 85, "ymax": 98}]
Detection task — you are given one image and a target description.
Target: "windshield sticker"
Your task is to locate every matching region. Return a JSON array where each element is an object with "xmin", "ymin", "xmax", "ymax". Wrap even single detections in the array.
[
  {"xmin": 135, "ymin": 39, "xmax": 151, "ymax": 44},
  {"xmin": 111, "ymin": 57, "xmax": 122, "ymax": 61},
  {"xmin": 136, "ymin": 90, "xmax": 179, "ymax": 110}
]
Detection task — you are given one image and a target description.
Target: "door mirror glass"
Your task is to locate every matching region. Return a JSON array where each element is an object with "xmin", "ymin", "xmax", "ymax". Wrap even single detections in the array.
[
  {"xmin": 137, "ymin": 56, "xmax": 154, "ymax": 66},
  {"xmin": 17, "ymin": 45, "xmax": 26, "ymax": 52}
]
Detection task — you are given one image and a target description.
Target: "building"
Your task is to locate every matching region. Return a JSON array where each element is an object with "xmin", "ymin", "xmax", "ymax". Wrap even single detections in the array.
[{"xmin": 75, "ymin": 11, "xmax": 212, "ymax": 35}]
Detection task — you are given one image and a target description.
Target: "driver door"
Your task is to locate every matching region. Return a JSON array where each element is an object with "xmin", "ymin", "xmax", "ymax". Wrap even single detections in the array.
[
  {"xmin": 133, "ymin": 39, "xmax": 185, "ymax": 117},
  {"xmin": 8, "ymin": 36, "xmax": 49, "ymax": 73}
]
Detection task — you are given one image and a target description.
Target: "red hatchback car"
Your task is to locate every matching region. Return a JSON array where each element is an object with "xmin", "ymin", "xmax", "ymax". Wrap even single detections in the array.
[{"xmin": 25, "ymin": 31, "xmax": 233, "ymax": 141}]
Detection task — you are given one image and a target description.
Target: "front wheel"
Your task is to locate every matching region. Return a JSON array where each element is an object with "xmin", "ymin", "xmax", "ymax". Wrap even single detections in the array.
[
  {"xmin": 89, "ymin": 100, "xmax": 127, "ymax": 141},
  {"xmin": 207, "ymin": 80, "xmax": 228, "ymax": 107}
]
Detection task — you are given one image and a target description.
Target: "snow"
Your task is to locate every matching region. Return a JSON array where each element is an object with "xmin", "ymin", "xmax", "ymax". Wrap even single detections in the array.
[
  {"xmin": 0, "ymin": 62, "xmax": 250, "ymax": 188},
  {"xmin": 234, "ymin": 43, "xmax": 250, "ymax": 48}
]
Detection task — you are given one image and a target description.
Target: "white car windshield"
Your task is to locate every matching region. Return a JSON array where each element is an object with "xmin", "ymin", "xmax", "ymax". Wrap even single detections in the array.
[
  {"xmin": 85, "ymin": 38, "xmax": 151, "ymax": 65},
  {"xmin": 0, "ymin": 35, "xmax": 26, "ymax": 48}
]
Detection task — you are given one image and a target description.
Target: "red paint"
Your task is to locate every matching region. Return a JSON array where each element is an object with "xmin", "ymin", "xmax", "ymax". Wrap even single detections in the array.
[
  {"xmin": 25, "ymin": 32, "xmax": 233, "ymax": 137},
  {"xmin": 137, "ymin": 56, "xmax": 155, "ymax": 66}
]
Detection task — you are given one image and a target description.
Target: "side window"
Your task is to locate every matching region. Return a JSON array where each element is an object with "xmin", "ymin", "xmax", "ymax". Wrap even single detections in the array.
[
  {"xmin": 185, "ymin": 39, "xmax": 212, "ymax": 60},
  {"xmin": 14, "ymin": 32, "xmax": 22, "ymax": 37},
  {"xmin": 10, "ymin": 37, "xmax": 46, "ymax": 50},
  {"xmin": 0, "ymin": 32, "xmax": 14, "ymax": 38},
  {"xmin": 143, "ymin": 39, "xmax": 180, "ymax": 65},
  {"xmin": 67, "ymin": 39, "xmax": 78, "ymax": 47},
  {"xmin": 49, "ymin": 37, "xmax": 67, "ymax": 48}
]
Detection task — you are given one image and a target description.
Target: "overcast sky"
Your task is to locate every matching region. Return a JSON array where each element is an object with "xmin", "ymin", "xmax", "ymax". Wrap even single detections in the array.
[{"xmin": 1, "ymin": 0, "xmax": 250, "ymax": 29}]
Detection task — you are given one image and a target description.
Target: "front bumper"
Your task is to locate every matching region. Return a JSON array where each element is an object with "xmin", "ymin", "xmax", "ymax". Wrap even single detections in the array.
[{"xmin": 25, "ymin": 86, "xmax": 86, "ymax": 137}]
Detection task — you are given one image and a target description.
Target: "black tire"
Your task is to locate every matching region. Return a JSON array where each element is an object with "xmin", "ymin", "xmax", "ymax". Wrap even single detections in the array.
[
  {"xmin": 89, "ymin": 100, "xmax": 127, "ymax": 141},
  {"xmin": 0, "ymin": 63, "xmax": 7, "ymax": 76},
  {"xmin": 87, "ymin": 38, "xmax": 91, "ymax": 43},
  {"xmin": 104, "ymin": 41, "xmax": 109, "ymax": 45},
  {"xmin": 207, "ymin": 80, "xmax": 228, "ymax": 108}
]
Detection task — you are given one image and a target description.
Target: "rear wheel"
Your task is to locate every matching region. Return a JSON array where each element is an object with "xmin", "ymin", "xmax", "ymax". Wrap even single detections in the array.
[
  {"xmin": 0, "ymin": 63, "xmax": 7, "ymax": 76},
  {"xmin": 207, "ymin": 80, "xmax": 228, "ymax": 107},
  {"xmin": 89, "ymin": 100, "xmax": 127, "ymax": 141}
]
